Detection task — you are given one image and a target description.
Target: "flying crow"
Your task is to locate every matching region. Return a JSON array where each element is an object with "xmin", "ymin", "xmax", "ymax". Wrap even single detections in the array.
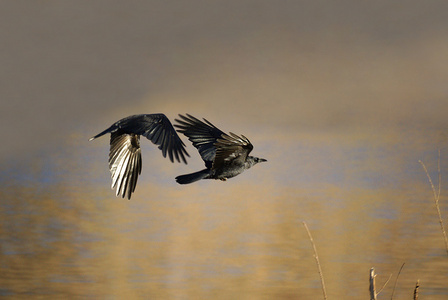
[{"xmin": 174, "ymin": 114, "xmax": 266, "ymax": 184}]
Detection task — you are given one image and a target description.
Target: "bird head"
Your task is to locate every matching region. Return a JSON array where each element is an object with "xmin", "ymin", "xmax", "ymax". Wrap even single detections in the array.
[{"xmin": 246, "ymin": 156, "xmax": 267, "ymax": 168}]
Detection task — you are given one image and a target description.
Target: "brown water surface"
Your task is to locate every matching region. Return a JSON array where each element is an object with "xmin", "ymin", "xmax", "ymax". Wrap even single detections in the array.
[{"xmin": 1, "ymin": 1, "xmax": 448, "ymax": 299}]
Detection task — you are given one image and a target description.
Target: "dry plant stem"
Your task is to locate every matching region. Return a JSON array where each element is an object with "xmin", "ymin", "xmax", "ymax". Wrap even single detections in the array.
[
  {"xmin": 303, "ymin": 221, "xmax": 327, "ymax": 300},
  {"xmin": 390, "ymin": 262, "xmax": 405, "ymax": 300},
  {"xmin": 419, "ymin": 152, "xmax": 448, "ymax": 255},
  {"xmin": 369, "ymin": 268, "xmax": 377, "ymax": 300},
  {"xmin": 438, "ymin": 149, "xmax": 441, "ymax": 203},
  {"xmin": 369, "ymin": 268, "xmax": 391, "ymax": 300},
  {"xmin": 413, "ymin": 280, "xmax": 419, "ymax": 300},
  {"xmin": 377, "ymin": 273, "xmax": 392, "ymax": 295}
]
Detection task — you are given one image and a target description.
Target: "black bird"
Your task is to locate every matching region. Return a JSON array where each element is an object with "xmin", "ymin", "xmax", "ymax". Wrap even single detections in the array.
[
  {"xmin": 174, "ymin": 114, "xmax": 267, "ymax": 184},
  {"xmin": 89, "ymin": 114, "xmax": 189, "ymax": 199}
]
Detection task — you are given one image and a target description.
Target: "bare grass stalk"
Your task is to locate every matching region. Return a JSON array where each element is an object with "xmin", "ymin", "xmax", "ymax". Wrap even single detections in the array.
[
  {"xmin": 419, "ymin": 150, "xmax": 448, "ymax": 255},
  {"xmin": 413, "ymin": 280, "xmax": 419, "ymax": 300},
  {"xmin": 377, "ymin": 273, "xmax": 392, "ymax": 296},
  {"xmin": 303, "ymin": 221, "xmax": 327, "ymax": 300},
  {"xmin": 390, "ymin": 262, "xmax": 405, "ymax": 300},
  {"xmin": 369, "ymin": 268, "xmax": 377, "ymax": 300},
  {"xmin": 369, "ymin": 267, "xmax": 392, "ymax": 300}
]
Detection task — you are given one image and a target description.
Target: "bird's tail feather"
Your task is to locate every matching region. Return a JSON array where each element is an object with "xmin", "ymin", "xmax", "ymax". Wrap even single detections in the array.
[{"xmin": 175, "ymin": 169, "xmax": 211, "ymax": 184}]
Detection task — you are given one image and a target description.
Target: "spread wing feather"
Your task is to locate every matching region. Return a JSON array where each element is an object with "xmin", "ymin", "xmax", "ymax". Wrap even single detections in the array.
[
  {"xmin": 174, "ymin": 114, "xmax": 224, "ymax": 168},
  {"xmin": 109, "ymin": 132, "xmax": 141, "ymax": 200},
  {"xmin": 175, "ymin": 114, "xmax": 254, "ymax": 170},
  {"xmin": 90, "ymin": 113, "xmax": 188, "ymax": 199},
  {"xmin": 213, "ymin": 132, "xmax": 253, "ymax": 169}
]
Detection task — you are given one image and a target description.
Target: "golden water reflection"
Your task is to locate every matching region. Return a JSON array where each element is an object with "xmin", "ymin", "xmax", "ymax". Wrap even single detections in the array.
[{"xmin": 1, "ymin": 159, "xmax": 448, "ymax": 299}]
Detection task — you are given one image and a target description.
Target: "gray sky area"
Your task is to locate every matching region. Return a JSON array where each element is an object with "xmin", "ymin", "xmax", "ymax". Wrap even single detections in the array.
[{"xmin": 1, "ymin": 0, "xmax": 447, "ymax": 162}]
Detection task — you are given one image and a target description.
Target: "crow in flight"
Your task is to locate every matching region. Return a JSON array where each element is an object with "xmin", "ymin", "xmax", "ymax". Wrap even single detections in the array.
[
  {"xmin": 174, "ymin": 114, "xmax": 266, "ymax": 184},
  {"xmin": 90, "ymin": 114, "xmax": 189, "ymax": 199}
]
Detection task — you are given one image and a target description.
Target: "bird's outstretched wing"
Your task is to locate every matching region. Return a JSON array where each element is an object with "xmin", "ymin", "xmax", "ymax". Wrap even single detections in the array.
[
  {"xmin": 90, "ymin": 114, "xmax": 189, "ymax": 164},
  {"xmin": 174, "ymin": 114, "xmax": 224, "ymax": 168},
  {"xmin": 108, "ymin": 132, "xmax": 142, "ymax": 199},
  {"xmin": 213, "ymin": 132, "xmax": 253, "ymax": 169},
  {"xmin": 90, "ymin": 114, "xmax": 189, "ymax": 199}
]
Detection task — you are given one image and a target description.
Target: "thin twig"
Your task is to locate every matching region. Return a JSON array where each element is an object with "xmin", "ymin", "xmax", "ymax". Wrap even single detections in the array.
[
  {"xmin": 413, "ymin": 279, "xmax": 419, "ymax": 300},
  {"xmin": 390, "ymin": 262, "xmax": 405, "ymax": 300},
  {"xmin": 438, "ymin": 149, "xmax": 441, "ymax": 200},
  {"xmin": 419, "ymin": 154, "xmax": 448, "ymax": 255},
  {"xmin": 377, "ymin": 273, "xmax": 392, "ymax": 295},
  {"xmin": 369, "ymin": 268, "xmax": 377, "ymax": 300},
  {"xmin": 369, "ymin": 268, "xmax": 391, "ymax": 299},
  {"xmin": 303, "ymin": 221, "xmax": 327, "ymax": 300}
]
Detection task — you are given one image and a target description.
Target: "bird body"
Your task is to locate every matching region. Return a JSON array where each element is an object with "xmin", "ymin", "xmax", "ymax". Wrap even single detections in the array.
[
  {"xmin": 90, "ymin": 114, "xmax": 188, "ymax": 199},
  {"xmin": 174, "ymin": 114, "xmax": 266, "ymax": 184}
]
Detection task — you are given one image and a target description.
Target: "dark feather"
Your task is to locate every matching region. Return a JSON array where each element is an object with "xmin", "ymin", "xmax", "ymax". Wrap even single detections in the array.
[
  {"xmin": 90, "ymin": 114, "xmax": 189, "ymax": 199},
  {"xmin": 174, "ymin": 114, "xmax": 266, "ymax": 184}
]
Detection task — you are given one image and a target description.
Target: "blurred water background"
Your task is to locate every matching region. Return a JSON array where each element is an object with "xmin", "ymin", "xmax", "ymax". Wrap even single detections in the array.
[{"xmin": 1, "ymin": 1, "xmax": 448, "ymax": 299}]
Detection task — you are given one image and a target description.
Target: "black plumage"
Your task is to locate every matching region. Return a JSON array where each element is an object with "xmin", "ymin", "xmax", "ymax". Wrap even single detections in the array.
[
  {"xmin": 90, "ymin": 114, "xmax": 189, "ymax": 199},
  {"xmin": 174, "ymin": 114, "xmax": 266, "ymax": 184}
]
